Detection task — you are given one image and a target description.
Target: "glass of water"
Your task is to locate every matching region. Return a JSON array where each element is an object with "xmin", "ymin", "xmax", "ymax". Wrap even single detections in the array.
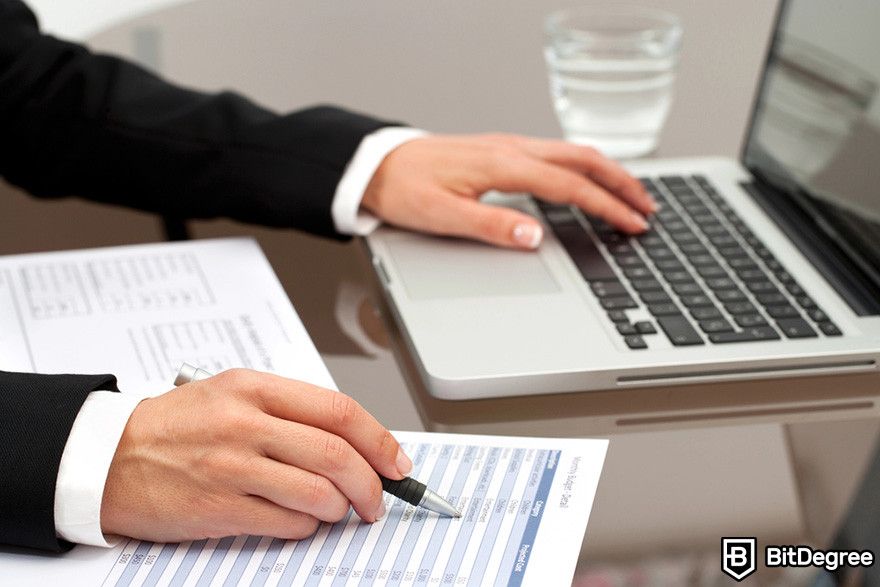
[{"xmin": 544, "ymin": 7, "xmax": 682, "ymax": 159}]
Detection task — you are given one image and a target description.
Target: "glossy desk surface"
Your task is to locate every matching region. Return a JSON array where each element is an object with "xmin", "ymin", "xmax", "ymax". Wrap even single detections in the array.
[{"xmin": 3, "ymin": 1, "xmax": 878, "ymax": 584}]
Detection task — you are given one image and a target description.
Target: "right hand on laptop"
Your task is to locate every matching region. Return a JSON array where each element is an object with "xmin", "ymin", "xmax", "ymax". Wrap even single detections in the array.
[
  {"xmin": 361, "ymin": 133, "xmax": 658, "ymax": 250},
  {"xmin": 100, "ymin": 369, "xmax": 411, "ymax": 542}
]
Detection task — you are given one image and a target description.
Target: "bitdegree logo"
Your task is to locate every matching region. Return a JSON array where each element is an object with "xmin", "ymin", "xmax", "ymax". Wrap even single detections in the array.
[
  {"xmin": 766, "ymin": 545, "xmax": 874, "ymax": 572},
  {"xmin": 721, "ymin": 537, "xmax": 875, "ymax": 581}
]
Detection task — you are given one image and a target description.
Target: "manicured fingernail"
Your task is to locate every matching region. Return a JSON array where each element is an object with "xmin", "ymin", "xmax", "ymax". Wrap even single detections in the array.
[
  {"xmin": 396, "ymin": 448, "xmax": 413, "ymax": 476},
  {"xmin": 649, "ymin": 199, "xmax": 660, "ymax": 213},
  {"xmin": 512, "ymin": 223, "xmax": 543, "ymax": 249},
  {"xmin": 375, "ymin": 499, "xmax": 387, "ymax": 521},
  {"xmin": 631, "ymin": 212, "xmax": 649, "ymax": 231}
]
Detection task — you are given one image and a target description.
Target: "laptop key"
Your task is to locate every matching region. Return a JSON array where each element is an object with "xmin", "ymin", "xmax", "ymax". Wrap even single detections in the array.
[
  {"xmin": 660, "ymin": 175, "xmax": 688, "ymax": 187},
  {"xmin": 718, "ymin": 246, "xmax": 748, "ymax": 259},
  {"xmin": 705, "ymin": 277, "xmax": 737, "ymax": 290},
  {"xmin": 709, "ymin": 235, "xmax": 738, "ymax": 247},
  {"xmin": 607, "ymin": 243, "xmax": 635, "ymax": 256},
  {"xmin": 615, "ymin": 255, "xmax": 645, "ymax": 268},
  {"xmin": 691, "ymin": 307, "xmax": 723, "ymax": 320},
  {"xmin": 662, "ymin": 220, "xmax": 689, "ymax": 233},
  {"xmin": 638, "ymin": 234, "xmax": 666, "ymax": 247},
  {"xmin": 646, "ymin": 248, "xmax": 676, "ymax": 261},
  {"xmin": 699, "ymin": 319, "xmax": 734, "ymax": 333},
  {"xmin": 654, "ymin": 260, "xmax": 686, "ymax": 272},
  {"xmin": 550, "ymin": 224, "xmax": 618, "ymax": 282},
  {"xmin": 624, "ymin": 267, "xmax": 654, "ymax": 279},
  {"xmin": 657, "ymin": 316, "xmax": 704, "ymax": 346},
  {"xmin": 679, "ymin": 196, "xmax": 703, "ymax": 207},
  {"xmin": 598, "ymin": 232, "xmax": 626, "ymax": 245},
  {"xmin": 640, "ymin": 291, "xmax": 673, "ymax": 305},
  {"xmin": 818, "ymin": 322, "xmax": 842, "ymax": 336},
  {"xmin": 672, "ymin": 282, "xmax": 704, "ymax": 295},
  {"xmin": 755, "ymin": 292, "xmax": 788, "ymax": 306},
  {"xmin": 776, "ymin": 318, "xmax": 817, "ymax": 338},
  {"xmin": 808, "ymin": 308, "xmax": 829, "ymax": 322},
  {"xmin": 648, "ymin": 303, "xmax": 682, "ymax": 316},
  {"xmin": 737, "ymin": 269, "xmax": 766, "ymax": 282},
  {"xmin": 607, "ymin": 310, "xmax": 629, "ymax": 323},
  {"xmin": 787, "ymin": 283, "xmax": 806, "ymax": 296},
  {"xmin": 774, "ymin": 270, "xmax": 795, "ymax": 284},
  {"xmin": 716, "ymin": 289, "xmax": 747, "ymax": 303},
  {"xmin": 681, "ymin": 295, "xmax": 714, "ymax": 308},
  {"xmin": 702, "ymin": 225, "xmax": 729, "ymax": 237},
  {"xmin": 617, "ymin": 323, "xmax": 638, "ymax": 335},
  {"xmin": 601, "ymin": 297, "xmax": 638, "ymax": 310},
  {"xmin": 746, "ymin": 281, "xmax": 778, "ymax": 294},
  {"xmin": 754, "ymin": 247, "xmax": 775, "ymax": 260},
  {"xmin": 728, "ymin": 257, "xmax": 759, "ymax": 269},
  {"xmin": 591, "ymin": 281, "xmax": 628, "ymax": 298},
  {"xmin": 635, "ymin": 321, "xmax": 657, "ymax": 334},
  {"xmin": 709, "ymin": 326, "xmax": 781, "ymax": 343},
  {"xmin": 735, "ymin": 314, "xmax": 768, "ymax": 327},
  {"xmin": 767, "ymin": 305, "xmax": 800, "ymax": 319},
  {"xmin": 624, "ymin": 335, "xmax": 648, "ymax": 349},
  {"xmin": 679, "ymin": 243, "xmax": 709, "ymax": 256},
  {"xmin": 662, "ymin": 271, "xmax": 694, "ymax": 283},
  {"xmin": 697, "ymin": 265, "xmax": 728, "ymax": 279},
  {"xmin": 691, "ymin": 214, "xmax": 717, "ymax": 225},
  {"xmin": 689, "ymin": 254, "xmax": 717, "ymax": 267},
  {"xmin": 796, "ymin": 296, "xmax": 816, "ymax": 308},
  {"xmin": 631, "ymin": 278, "xmax": 664, "ymax": 292},
  {"xmin": 725, "ymin": 302, "xmax": 758, "ymax": 315},
  {"xmin": 671, "ymin": 232, "xmax": 700, "ymax": 245}
]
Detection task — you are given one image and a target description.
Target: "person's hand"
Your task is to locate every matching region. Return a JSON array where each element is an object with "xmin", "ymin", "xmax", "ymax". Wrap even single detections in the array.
[
  {"xmin": 100, "ymin": 369, "xmax": 410, "ymax": 542},
  {"xmin": 362, "ymin": 133, "xmax": 657, "ymax": 250}
]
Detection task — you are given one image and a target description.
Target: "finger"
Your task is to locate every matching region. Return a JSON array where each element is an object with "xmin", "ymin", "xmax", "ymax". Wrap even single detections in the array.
[
  {"xmin": 515, "ymin": 138, "xmax": 656, "ymax": 214},
  {"xmin": 259, "ymin": 420, "xmax": 386, "ymax": 523},
  {"xmin": 418, "ymin": 194, "xmax": 545, "ymax": 250},
  {"xmin": 483, "ymin": 153, "xmax": 649, "ymax": 233},
  {"xmin": 232, "ymin": 495, "xmax": 322, "ymax": 540},
  {"xmin": 240, "ymin": 457, "xmax": 353, "ymax": 523},
  {"xmin": 228, "ymin": 371, "xmax": 410, "ymax": 481}
]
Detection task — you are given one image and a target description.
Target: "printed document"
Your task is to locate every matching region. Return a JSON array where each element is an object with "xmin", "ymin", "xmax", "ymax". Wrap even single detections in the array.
[{"xmin": 0, "ymin": 239, "xmax": 608, "ymax": 586}]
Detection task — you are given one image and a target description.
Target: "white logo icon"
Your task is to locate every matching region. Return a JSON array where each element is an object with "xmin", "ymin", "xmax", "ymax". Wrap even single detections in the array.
[{"xmin": 722, "ymin": 537, "xmax": 757, "ymax": 581}]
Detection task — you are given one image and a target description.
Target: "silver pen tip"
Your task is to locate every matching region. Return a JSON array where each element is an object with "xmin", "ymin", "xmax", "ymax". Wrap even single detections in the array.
[{"xmin": 420, "ymin": 489, "xmax": 462, "ymax": 518}]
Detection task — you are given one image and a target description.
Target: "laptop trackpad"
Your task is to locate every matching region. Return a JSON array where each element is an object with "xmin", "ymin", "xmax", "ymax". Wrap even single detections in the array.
[{"xmin": 386, "ymin": 235, "xmax": 560, "ymax": 300}]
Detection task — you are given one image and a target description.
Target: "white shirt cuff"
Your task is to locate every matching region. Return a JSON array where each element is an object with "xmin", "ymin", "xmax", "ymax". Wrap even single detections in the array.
[
  {"xmin": 332, "ymin": 127, "xmax": 429, "ymax": 235},
  {"xmin": 54, "ymin": 390, "xmax": 151, "ymax": 547}
]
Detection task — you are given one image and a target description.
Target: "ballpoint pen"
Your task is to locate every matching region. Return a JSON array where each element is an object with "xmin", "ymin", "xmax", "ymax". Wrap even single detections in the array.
[{"xmin": 174, "ymin": 363, "xmax": 461, "ymax": 518}]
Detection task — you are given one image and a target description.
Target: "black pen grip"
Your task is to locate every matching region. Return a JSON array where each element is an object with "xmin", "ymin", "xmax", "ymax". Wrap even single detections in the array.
[{"xmin": 380, "ymin": 476, "xmax": 427, "ymax": 506}]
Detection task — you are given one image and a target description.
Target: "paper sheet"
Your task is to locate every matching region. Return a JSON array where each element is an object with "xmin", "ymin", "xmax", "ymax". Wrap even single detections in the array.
[
  {"xmin": 0, "ymin": 239, "xmax": 608, "ymax": 586},
  {"xmin": 91, "ymin": 433, "xmax": 606, "ymax": 587},
  {"xmin": 0, "ymin": 238, "xmax": 335, "ymax": 391}
]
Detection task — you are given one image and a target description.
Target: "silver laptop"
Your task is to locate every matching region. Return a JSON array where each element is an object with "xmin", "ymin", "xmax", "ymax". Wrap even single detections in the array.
[{"xmin": 365, "ymin": 0, "xmax": 880, "ymax": 400}]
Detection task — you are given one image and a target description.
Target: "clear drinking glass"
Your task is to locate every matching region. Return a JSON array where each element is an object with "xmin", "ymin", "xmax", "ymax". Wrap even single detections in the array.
[{"xmin": 544, "ymin": 7, "xmax": 682, "ymax": 159}]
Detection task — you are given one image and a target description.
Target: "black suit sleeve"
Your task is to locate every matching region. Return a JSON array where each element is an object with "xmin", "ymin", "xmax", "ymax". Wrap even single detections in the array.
[
  {"xmin": 0, "ymin": 0, "xmax": 396, "ymax": 238},
  {"xmin": 0, "ymin": 370, "xmax": 120, "ymax": 552}
]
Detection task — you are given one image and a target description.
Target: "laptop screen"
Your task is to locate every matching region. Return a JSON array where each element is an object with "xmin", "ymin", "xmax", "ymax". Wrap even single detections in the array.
[{"xmin": 742, "ymin": 0, "xmax": 880, "ymax": 280}]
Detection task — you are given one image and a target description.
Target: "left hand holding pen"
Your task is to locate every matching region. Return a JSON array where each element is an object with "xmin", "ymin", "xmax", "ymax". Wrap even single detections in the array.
[{"xmin": 362, "ymin": 133, "xmax": 657, "ymax": 250}]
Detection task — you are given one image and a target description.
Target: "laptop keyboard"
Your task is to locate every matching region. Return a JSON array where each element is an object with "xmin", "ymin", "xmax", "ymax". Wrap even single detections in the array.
[{"xmin": 538, "ymin": 174, "xmax": 843, "ymax": 349}]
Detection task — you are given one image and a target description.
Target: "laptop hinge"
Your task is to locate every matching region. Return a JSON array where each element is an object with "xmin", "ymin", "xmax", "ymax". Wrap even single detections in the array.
[{"xmin": 741, "ymin": 180, "xmax": 880, "ymax": 316}]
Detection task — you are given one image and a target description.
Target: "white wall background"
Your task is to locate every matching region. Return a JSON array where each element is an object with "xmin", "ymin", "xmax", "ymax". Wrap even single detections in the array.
[{"xmin": 27, "ymin": 0, "xmax": 191, "ymax": 39}]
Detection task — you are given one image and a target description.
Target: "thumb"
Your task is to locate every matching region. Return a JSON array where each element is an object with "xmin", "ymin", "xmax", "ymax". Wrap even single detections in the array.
[{"xmin": 435, "ymin": 196, "xmax": 544, "ymax": 250}]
